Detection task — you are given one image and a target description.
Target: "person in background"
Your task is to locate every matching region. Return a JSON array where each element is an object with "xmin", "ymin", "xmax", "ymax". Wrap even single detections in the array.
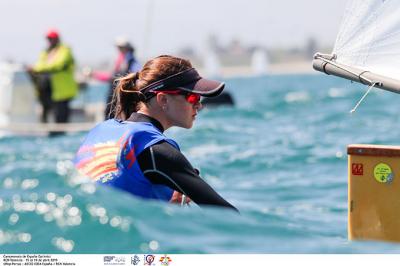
[
  {"xmin": 74, "ymin": 55, "xmax": 238, "ymax": 212},
  {"xmin": 90, "ymin": 37, "xmax": 141, "ymax": 119},
  {"xmin": 27, "ymin": 29, "xmax": 78, "ymax": 123}
]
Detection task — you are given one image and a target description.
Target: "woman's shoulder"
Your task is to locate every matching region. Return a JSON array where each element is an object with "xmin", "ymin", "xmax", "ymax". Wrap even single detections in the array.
[{"xmin": 122, "ymin": 120, "xmax": 163, "ymax": 136}]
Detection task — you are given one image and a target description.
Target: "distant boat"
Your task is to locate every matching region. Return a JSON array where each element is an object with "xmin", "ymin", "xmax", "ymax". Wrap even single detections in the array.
[
  {"xmin": 312, "ymin": 0, "xmax": 400, "ymax": 243},
  {"xmin": 251, "ymin": 48, "xmax": 269, "ymax": 75},
  {"xmin": 0, "ymin": 62, "xmax": 103, "ymax": 136},
  {"xmin": 201, "ymin": 52, "xmax": 234, "ymax": 107},
  {"xmin": 203, "ymin": 51, "xmax": 221, "ymax": 78}
]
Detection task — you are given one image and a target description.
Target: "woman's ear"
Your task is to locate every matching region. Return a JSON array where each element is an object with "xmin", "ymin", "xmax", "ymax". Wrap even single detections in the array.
[{"xmin": 156, "ymin": 93, "xmax": 168, "ymax": 109}]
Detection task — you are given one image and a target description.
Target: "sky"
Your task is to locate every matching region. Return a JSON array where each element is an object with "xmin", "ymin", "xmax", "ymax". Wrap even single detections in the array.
[{"xmin": 0, "ymin": 0, "xmax": 348, "ymax": 66}]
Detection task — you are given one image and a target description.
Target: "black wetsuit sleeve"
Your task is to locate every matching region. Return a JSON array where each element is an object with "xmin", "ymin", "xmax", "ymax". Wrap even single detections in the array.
[{"xmin": 137, "ymin": 140, "xmax": 238, "ymax": 212}]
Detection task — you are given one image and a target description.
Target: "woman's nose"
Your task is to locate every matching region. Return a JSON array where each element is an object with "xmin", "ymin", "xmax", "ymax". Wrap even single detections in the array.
[{"xmin": 194, "ymin": 101, "xmax": 203, "ymax": 111}]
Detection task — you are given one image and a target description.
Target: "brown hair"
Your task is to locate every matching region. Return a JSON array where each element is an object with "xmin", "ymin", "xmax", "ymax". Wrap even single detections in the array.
[{"xmin": 109, "ymin": 55, "xmax": 192, "ymax": 120}]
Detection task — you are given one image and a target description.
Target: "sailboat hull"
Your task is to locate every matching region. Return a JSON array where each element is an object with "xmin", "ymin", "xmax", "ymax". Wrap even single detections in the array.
[
  {"xmin": 0, "ymin": 62, "xmax": 105, "ymax": 136},
  {"xmin": 348, "ymin": 144, "xmax": 400, "ymax": 243}
]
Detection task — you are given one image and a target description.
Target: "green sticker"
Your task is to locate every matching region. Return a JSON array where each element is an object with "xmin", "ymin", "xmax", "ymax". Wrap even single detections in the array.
[{"xmin": 373, "ymin": 163, "xmax": 393, "ymax": 183}]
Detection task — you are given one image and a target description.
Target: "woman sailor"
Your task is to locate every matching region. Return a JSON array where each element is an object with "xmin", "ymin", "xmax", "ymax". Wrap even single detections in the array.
[{"xmin": 74, "ymin": 55, "xmax": 237, "ymax": 211}]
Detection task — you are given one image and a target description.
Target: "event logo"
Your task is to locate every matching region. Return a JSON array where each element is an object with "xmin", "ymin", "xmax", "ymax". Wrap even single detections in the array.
[
  {"xmin": 131, "ymin": 255, "xmax": 140, "ymax": 265},
  {"xmin": 144, "ymin": 255, "xmax": 155, "ymax": 266},
  {"xmin": 159, "ymin": 255, "xmax": 172, "ymax": 266}
]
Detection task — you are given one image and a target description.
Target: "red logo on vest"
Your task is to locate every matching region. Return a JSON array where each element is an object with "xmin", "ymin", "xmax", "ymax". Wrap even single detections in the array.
[{"xmin": 352, "ymin": 163, "xmax": 363, "ymax": 175}]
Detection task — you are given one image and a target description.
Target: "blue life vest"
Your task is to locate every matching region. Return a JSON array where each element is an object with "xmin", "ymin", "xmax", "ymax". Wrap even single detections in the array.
[{"xmin": 74, "ymin": 119, "xmax": 179, "ymax": 201}]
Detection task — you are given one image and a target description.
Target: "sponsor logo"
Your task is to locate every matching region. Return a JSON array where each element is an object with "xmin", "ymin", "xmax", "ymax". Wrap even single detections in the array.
[
  {"xmin": 131, "ymin": 255, "xmax": 140, "ymax": 265},
  {"xmin": 352, "ymin": 163, "xmax": 363, "ymax": 175},
  {"xmin": 152, "ymin": 84, "xmax": 165, "ymax": 91},
  {"xmin": 374, "ymin": 163, "xmax": 394, "ymax": 183},
  {"xmin": 144, "ymin": 255, "xmax": 155, "ymax": 266},
  {"xmin": 104, "ymin": 256, "xmax": 126, "ymax": 265},
  {"xmin": 159, "ymin": 255, "xmax": 172, "ymax": 266},
  {"xmin": 104, "ymin": 256, "xmax": 115, "ymax": 263}
]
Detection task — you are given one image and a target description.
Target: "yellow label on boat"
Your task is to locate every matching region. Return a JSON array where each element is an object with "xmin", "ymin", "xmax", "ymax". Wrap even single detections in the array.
[
  {"xmin": 373, "ymin": 163, "xmax": 393, "ymax": 183},
  {"xmin": 348, "ymin": 144, "xmax": 400, "ymax": 243}
]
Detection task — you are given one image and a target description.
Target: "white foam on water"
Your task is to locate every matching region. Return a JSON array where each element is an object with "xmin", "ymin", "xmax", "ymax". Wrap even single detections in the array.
[
  {"xmin": 328, "ymin": 87, "xmax": 347, "ymax": 98},
  {"xmin": 284, "ymin": 91, "xmax": 310, "ymax": 103},
  {"xmin": 187, "ymin": 143, "xmax": 233, "ymax": 158}
]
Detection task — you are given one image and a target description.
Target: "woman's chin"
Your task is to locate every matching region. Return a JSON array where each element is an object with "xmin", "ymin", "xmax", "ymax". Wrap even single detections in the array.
[
  {"xmin": 185, "ymin": 120, "xmax": 194, "ymax": 129},
  {"xmin": 174, "ymin": 118, "xmax": 194, "ymax": 129}
]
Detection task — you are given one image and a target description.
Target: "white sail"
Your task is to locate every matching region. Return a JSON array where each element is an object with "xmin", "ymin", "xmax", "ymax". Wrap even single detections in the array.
[
  {"xmin": 251, "ymin": 48, "xmax": 269, "ymax": 75},
  {"xmin": 333, "ymin": 0, "xmax": 400, "ymax": 79}
]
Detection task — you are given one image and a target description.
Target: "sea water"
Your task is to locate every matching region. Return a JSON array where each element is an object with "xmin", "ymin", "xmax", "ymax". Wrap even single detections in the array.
[{"xmin": 2, "ymin": 73, "xmax": 400, "ymax": 253}]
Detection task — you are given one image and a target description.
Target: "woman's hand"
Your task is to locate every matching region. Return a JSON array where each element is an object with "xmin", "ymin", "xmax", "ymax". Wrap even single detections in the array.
[{"xmin": 170, "ymin": 191, "xmax": 191, "ymax": 205}]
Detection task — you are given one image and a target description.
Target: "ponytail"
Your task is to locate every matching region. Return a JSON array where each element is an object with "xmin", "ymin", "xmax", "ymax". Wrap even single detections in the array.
[
  {"xmin": 109, "ymin": 55, "xmax": 193, "ymax": 120},
  {"xmin": 110, "ymin": 72, "xmax": 145, "ymax": 120}
]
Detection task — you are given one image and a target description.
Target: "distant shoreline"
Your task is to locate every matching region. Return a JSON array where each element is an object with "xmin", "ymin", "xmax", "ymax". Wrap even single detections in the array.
[{"xmin": 199, "ymin": 60, "xmax": 316, "ymax": 78}]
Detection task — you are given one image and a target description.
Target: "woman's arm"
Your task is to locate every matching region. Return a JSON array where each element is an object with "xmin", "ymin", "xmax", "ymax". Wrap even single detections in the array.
[{"xmin": 137, "ymin": 140, "xmax": 238, "ymax": 212}]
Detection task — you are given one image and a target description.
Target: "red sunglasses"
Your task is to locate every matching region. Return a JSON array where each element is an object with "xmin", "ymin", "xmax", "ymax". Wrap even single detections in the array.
[{"xmin": 154, "ymin": 90, "xmax": 201, "ymax": 105}]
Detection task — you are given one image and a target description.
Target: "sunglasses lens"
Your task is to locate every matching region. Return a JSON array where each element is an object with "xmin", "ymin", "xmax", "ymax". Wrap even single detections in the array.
[{"xmin": 186, "ymin": 94, "xmax": 201, "ymax": 104}]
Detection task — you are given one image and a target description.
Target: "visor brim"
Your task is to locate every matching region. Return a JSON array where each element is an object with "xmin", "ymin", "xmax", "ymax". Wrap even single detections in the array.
[{"xmin": 178, "ymin": 78, "xmax": 225, "ymax": 97}]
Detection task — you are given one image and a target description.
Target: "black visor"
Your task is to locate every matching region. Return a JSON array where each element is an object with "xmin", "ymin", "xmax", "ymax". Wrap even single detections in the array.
[{"xmin": 140, "ymin": 68, "xmax": 225, "ymax": 99}]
